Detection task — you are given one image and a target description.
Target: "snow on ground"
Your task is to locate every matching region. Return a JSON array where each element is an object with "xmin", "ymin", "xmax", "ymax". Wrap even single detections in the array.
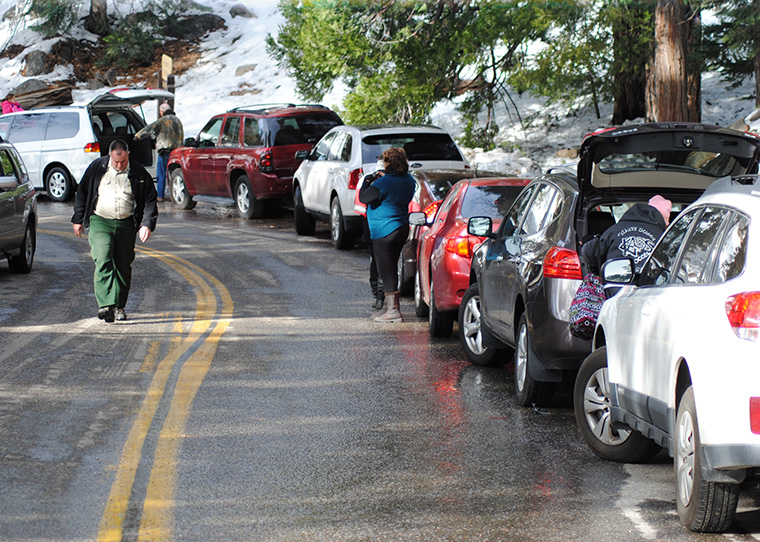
[{"xmin": 0, "ymin": 0, "xmax": 757, "ymax": 176}]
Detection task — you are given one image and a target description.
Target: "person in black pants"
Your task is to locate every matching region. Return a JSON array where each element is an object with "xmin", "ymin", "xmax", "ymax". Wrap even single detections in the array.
[{"xmin": 359, "ymin": 148, "xmax": 416, "ymax": 323}]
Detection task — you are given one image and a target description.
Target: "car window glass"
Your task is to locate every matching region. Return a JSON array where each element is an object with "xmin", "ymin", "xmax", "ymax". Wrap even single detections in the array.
[
  {"xmin": 198, "ymin": 118, "xmax": 223, "ymax": 147},
  {"xmin": 7, "ymin": 113, "xmax": 49, "ymax": 143},
  {"xmin": 339, "ymin": 133, "xmax": 352, "ymax": 162},
  {"xmin": 327, "ymin": 131, "xmax": 348, "ymax": 161},
  {"xmin": 461, "ymin": 184, "xmax": 525, "ymax": 219},
  {"xmin": 674, "ymin": 206, "xmax": 727, "ymax": 285},
  {"xmin": 714, "ymin": 212, "xmax": 749, "ymax": 283},
  {"xmin": 243, "ymin": 118, "xmax": 263, "ymax": 146},
  {"xmin": 500, "ymin": 184, "xmax": 536, "ymax": 237},
  {"xmin": 45, "ymin": 112, "xmax": 80, "ymax": 140},
  {"xmin": 0, "ymin": 117, "xmax": 13, "ymax": 139},
  {"xmin": 312, "ymin": 131, "xmax": 336, "ymax": 161},
  {"xmin": 220, "ymin": 116, "xmax": 240, "ymax": 146},
  {"xmin": 639, "ymin": 207, "xmax": 699, "ymax": 286},
  {"xmin": 0, "ymin": 150, "xmax": 17, "ymax": 178},
  {"xmin": 522, "ymin": 184, "xmax": 559, "ymax": 236},
  {"xmin": 436, "ymin": 185, "xmax": 459, "ymax": 219},
  {"xmin": 107, "ymin": 112, "xmax": 133, "ymax": 136},
  {"xmin": 361, "ymin": 133, "xmax": 463, "ymax": 163}
]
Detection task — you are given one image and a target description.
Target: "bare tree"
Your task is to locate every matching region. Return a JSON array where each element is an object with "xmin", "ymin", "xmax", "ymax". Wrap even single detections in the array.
[
  {"xmin": 646, "ymin": 0, "xmax": 700, "ymax": 122},
  {"xmin": 85, "ymin": 0, "xmax": 109, "ymax": 36}
]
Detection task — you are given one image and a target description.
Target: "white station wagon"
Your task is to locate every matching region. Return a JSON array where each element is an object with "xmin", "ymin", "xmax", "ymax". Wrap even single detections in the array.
[{"xmin": 574, "ymin": 175, "xmax": 760, "ymax": 532}]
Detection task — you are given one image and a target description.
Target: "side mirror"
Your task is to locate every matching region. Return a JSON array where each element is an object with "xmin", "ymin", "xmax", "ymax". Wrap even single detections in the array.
[
  {"xmin": 295, "ymin": 149, "xmax": 310, "ymax": 161},
  {"xmin": 468, "ymin": 216, "xmax": 493, "ymax": 237},
  {"xmin": 184, "ymin": 137, "xmax": 197, "ymax": 147},
  {"xmin": 0, "ymin": 175, "xmax": 18, "ymax": 190},
  {"xmin": 601, "ymin": 258, "xmax": 635, "ymax": 284},
  {"xmin": 408, "ymin": 211, "xmax": 428, "ymax": 227}
]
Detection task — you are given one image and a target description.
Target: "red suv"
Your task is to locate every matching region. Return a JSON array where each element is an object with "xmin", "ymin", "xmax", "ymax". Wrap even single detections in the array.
[{"xmin": 167, "ymin": 104, "xmax": 342, "ymax": 218}]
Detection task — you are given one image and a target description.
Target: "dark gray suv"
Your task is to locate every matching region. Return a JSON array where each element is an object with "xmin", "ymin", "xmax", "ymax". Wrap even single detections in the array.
[
  {"xmin": 0, "ymin": 138, "xmax": 37, "ymax": 273},
  {"xmin": 461, "ymin": 123, "xmax": 760, "ymax": 406}
]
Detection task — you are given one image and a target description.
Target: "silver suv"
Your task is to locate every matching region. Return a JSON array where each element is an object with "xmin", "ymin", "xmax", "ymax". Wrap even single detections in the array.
[{"xmin": 0, "ymin": 88, "xmax": 173, "ymax": 201}]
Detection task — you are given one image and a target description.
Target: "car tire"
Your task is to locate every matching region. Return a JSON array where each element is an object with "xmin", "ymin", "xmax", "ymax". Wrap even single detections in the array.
[
  {"xmin": 8, "ymin": 220, "xmax": 35, "ymax": 274},
  {"xmin": 235, "ymin": 175, "xmax": 264, "ymax": 219},
  {"xmin": 398, "ymin": 252, "xmax": 413, "ymax": 296},
  {"xmin": 45, "ymin": 166, "xmax": 73, "ymax": 202},
  {"xmin": 170, "ymin": 169, "xmax": 197, "ymax": 210},
  {"xmin": 414, "ymin": 269, "xmax": 429, "ymax": 317},
  {"xmin": 428, "ymin": 278, "xmax": 454, "ymax": 338},
  {"xmin": 675, "ymin": 386, "xmax": 739, "ymax": 532},
  {"xmin": 514, "ymin": 313, "xmax": 554, "ymax": 407},
  {"xmin": 294, "ymin": 184, "xmax": 316, "ymax": 235},
  {"xmin": 458, "ymin": 283, "xmax": 510, "ymax": 366},
  {"xmin": 330, "ymin": 197, "xmax": 354, "ymax": 249},
  {"xmin": 573, "ymin": 346, "xmax": 662, "ymax": 462}
]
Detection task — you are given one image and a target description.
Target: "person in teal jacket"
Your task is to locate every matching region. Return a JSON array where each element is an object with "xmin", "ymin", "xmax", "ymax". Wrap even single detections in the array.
[{"xmin": 359, "ymin": 147, "xmax": 416, "ymax": 323}]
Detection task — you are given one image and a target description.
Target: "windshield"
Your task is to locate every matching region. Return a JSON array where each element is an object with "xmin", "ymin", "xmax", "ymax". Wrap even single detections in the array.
[{"xmin": 461, "ymin": 185, "xmax": 524, "ymax": 218}]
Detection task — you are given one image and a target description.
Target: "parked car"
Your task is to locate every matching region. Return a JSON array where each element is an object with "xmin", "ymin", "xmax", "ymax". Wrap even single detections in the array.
[
  {"xmin": 0, "ymin": 88, "xmax": 174, "ymax": 202},
  {"xmin": 410, "ymin": 177, "xmax": 530, "ymax": 337},
  {"xmin": 398, "ymin": 168, "xmax": 502, "ymax": 295},
  {"xmin": 292, "ymin": 124, "xmax": 470, "ymax": 249},
  {"xmin": 463, "ymin": 123, "xmax": 760, "ymax": 406},
  {"xmin": 573, "ymin": 176, "xmax": 760, "ymax": 533},
  {"xmin": 0, "ymin": 138, "xmax": 37, "ymax": 273},
  {"xmin": 167, "ymin": 103, "xmax": 343, "ymax": 218}
]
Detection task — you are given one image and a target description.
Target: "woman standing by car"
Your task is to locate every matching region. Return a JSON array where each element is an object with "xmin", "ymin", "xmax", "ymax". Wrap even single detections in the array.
[{"xmin": 359, "ymin": 147, "xmax": 416, "ymax": 323}]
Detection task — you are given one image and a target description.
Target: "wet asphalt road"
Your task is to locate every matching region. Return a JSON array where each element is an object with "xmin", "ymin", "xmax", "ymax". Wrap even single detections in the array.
[{"xmin": 1, "ymin": 198, "xmax": 760, "ymax": 541}]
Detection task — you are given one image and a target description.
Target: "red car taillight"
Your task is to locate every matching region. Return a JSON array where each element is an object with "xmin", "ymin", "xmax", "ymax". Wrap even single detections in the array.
[
  {"xmin": 444, "ymin": 235, "xmax": 477, "ymax": 258},
  {"xmin": 348, "ymin": 168, "xmax": 363, "ymax": 190},
  {"xmin": 260, "ymin": 150, "xmax": 273, "ymax": 173},
  {"xmin": 543, "ymin": 247, "xmax": 583, "ymax": 280},
  {"xmin": 84, "ymin": 142, "xmax": 100, "ymax": 153},
  {"xmin": 751, "ymin": 398, "xmax": 760, "ymax": 434},
  {"xmin": 725, "ymin": 291, "xmax": 760, "ymax": 341},
  {"xmin": 423, "ymin": 200, "xmax": 441, "ymax": 221}
]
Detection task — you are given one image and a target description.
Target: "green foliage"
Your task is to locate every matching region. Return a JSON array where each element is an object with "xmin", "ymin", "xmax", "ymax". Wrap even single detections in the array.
[
  {"xmin": 29, "ymin": 0, "xmax": 79, "ymax": 38},
  {"xmin": 100, "ymin": 23, "xmax": 159, "ymax": 68}
]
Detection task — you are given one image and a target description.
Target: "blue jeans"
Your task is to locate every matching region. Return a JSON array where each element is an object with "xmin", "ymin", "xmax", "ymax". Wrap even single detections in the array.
[{"xmin": 156, "ymin": 152, "xmax": 169, "ymax": 199}]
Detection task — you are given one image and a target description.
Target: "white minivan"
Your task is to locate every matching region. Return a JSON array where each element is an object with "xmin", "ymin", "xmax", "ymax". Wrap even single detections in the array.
[{"xmin": 0, "ymin": 88, "xmax": 174, "ymax": 201}]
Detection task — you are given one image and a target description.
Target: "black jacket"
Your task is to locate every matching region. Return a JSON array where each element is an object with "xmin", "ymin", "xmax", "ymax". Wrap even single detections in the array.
[
  {"xmin": 71, "ymin": 156, "xmax": 158, "ymax": 231},
  {"xmin": 581, "ymin": 203, "xmax": 666, "ymax": 274}
]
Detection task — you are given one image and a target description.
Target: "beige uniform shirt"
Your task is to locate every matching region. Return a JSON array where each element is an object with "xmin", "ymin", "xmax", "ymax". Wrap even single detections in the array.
[{"xmin": 94, "ymin": 165, "xmax": 135, "ymax": 220}]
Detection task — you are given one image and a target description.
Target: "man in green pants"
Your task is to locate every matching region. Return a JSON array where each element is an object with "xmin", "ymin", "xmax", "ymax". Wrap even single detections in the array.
[{"xmin": 72, "ymin": 140, "xmax": 158, "ymax": 322}]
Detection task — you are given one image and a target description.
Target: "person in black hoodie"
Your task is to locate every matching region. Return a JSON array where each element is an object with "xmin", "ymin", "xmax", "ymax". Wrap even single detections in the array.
[{"xmin": 581, "ymin": 195, "xmax": 672, "ymax": 275}]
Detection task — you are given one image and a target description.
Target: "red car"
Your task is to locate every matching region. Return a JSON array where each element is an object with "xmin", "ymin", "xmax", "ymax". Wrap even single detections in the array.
[
  {"xmin": 411, "ymin": 177, "xmax": 530, "ymax": 337},
  {"xmin": 168, "ymin": 104, "xmax": 342, "ymax": 218}
]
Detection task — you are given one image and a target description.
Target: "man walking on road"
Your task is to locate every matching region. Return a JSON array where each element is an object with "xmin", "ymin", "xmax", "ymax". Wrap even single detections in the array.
[
  {"xmin": 134, "ymin": 102, "xmax": 184, "ymax": 201},
  {"xmin": 72, "ymin": 140, "xmax": 158, "ymax": 323}
]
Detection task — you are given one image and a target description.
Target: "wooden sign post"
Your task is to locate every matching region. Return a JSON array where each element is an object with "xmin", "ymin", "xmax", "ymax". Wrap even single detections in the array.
[{"xmin": 157, "ymin": 54, "xmax": 176, "ymax": 112}]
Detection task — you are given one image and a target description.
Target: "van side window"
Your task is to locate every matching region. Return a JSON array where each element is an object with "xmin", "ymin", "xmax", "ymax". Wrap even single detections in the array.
[
  {"xmin": 7, "ymin": 113, "xmax": 49, "ymax": 143},
  {"xmin": 46, "ymin": 112, "xmax": 80, "ymax": 140}
]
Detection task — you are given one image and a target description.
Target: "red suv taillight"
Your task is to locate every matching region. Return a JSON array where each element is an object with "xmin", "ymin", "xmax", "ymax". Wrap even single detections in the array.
[
  {"xmin": 543, "ymin": 247, "xmax": 583, "ymax": 280},
  {"xmin": 348, "ymin": 168, "xmax": 363, "ymax": 190},
  {"xmin": 423, "ymin": 200, "xmax": 441, "ymax": 221},
  {"xmin": 726, "ymin": 291, "xmax": 760, "ymax": 341},
  {"xmin": 84, "ymin": 142, "xmax": 100, "ymax": 153},
  {"xmin": 444, "ymin": 235, "xmax": 478, "ymax": 258},
  {"xmin": 260, "ymin": 150, "xmax": 273, "ymax": 173},
  {"xmin": 751, "ymin": 398, "xmax": 760, "ymax": 434}
]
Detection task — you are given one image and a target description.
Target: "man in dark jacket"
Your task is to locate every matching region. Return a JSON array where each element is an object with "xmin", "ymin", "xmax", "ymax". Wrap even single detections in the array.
[
  {"xmin": 72, "ymin": 140, "xmax": 158, "ymax": 322},
  {"xmin": 581, "ymin": 195, "xmax": 672, "ymax": 275},
  {"xmin": 134, "ymin": 102, "xmax": 184, "ymax": 201}
]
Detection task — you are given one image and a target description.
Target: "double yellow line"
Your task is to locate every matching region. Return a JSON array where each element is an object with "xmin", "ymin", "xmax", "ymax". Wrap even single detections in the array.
[{"xmin": 95, "ymin": 246, "xmax": 233, "ymax": 542}]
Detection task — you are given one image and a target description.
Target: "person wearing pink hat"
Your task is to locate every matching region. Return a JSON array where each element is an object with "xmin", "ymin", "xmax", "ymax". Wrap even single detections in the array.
[{"xmin": 581, "ymin": 194, "xmax": 672, "ymax": 276}]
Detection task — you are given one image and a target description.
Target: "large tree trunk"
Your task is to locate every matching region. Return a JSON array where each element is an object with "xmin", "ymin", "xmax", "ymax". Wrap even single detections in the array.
[
  {"xmin": 646, "ymin": 0, "xmax": 692, "ymax": 122},
  {"xmin": 685, "ymin": 5, "xmax": 701, "ymax": 122},
  {"xmin": 85, "ymin": 0, "xmax": 109, "ymax": 36},
  {"xmin": 755, "ymin": 55, "xmax": 760, "ymax": 108},
  {"xmin": 611, "ymin": 2, "xmax": 653, "ymax": 125}
]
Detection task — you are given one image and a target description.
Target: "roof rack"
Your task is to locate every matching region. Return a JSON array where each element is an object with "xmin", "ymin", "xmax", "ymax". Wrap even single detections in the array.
[{"xmin": 228, "ymin": 103, "xmax": 330, "ymax": 114}]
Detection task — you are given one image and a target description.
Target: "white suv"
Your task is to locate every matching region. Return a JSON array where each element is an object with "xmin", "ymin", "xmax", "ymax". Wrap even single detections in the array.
[
  {"xmin": 0, "ymin": 88, "xmax": 173, "ymax": 201},
  {"xmin": 574, "ymin": 175, "xmax": 760, "ymax": 532},
  {"xmin": 292, "ymin": 124, "xmax": 470, "ymax": 249}
]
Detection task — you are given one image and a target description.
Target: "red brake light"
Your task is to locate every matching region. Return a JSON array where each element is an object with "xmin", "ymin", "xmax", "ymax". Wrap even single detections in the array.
[
  {"xmin": 543, "ymin": 247, "xmax": 583, "ymax": 280},
  {"xmin": 84, "ymin": 142, "xmax": 100, "ymax": 153},
  {"xmin": 348, "ymin": 168, "xmax": 363, "ymax": 190},
  {"xmin": 751, "ymin": 398, "xmax": 760, "ymax": 434},
  {"xmin": 725, "ymin": 292, "xmax": 760, "ymax": 341},
  {"xmin": 423, "ymin": 200, "xmax": 441, "ymax": 221},
  {"xmin": 444, "ymin": 236, "xmax": 476, "ymax": 258},
  {"xmin": 260, "ymin": 150, "xmax": 273, "ymax": 173}
]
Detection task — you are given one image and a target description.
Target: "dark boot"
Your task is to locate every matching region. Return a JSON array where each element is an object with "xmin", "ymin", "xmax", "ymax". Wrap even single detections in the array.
[{"xmin": 374, "ymin": 291, "xmax": 401, "ymax": 323}]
